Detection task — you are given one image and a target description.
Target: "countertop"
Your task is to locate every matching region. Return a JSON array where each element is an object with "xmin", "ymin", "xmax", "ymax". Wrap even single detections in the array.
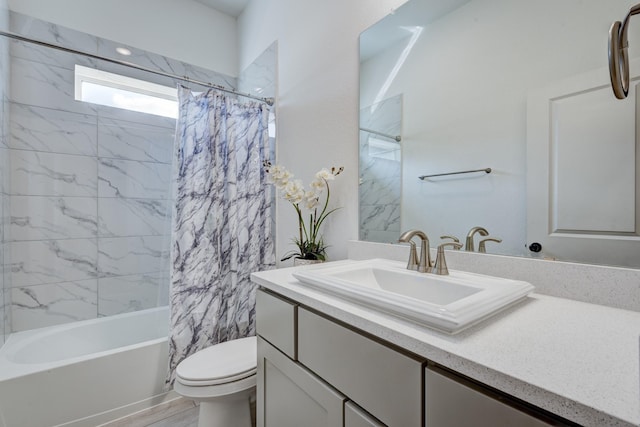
[{"xmin": 251, "ymin": 260, "xmax": 640, "ymax": 427}]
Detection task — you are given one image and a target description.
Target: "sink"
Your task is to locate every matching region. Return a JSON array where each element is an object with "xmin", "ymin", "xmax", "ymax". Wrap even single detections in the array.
[{"xmin": 292, "ymin": 259, "xmax": 534, "ymax": 334}]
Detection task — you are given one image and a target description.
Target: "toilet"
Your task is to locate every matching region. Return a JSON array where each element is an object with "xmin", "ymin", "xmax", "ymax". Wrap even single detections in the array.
[{"xmin": 174, "ymin": 336, "xmax": 257, "ymax": 427}]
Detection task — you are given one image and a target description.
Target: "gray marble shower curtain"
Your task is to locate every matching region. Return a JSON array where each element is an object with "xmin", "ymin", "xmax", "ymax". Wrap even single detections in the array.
[{"xmin": 167, "ymin": 86, "xmax": 275, "ymax": 384}]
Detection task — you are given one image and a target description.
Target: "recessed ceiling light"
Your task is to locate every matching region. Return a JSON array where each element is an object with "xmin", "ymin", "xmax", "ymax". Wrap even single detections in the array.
[{"xmin": 116, "ymin": 47, "xmax": 132, "ymax": 56}]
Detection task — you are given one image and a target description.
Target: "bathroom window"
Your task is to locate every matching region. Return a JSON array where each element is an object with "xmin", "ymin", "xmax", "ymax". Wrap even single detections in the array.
[{"xmin": 74, "ymin": 65, "xmax": 178, "ymax": 118}]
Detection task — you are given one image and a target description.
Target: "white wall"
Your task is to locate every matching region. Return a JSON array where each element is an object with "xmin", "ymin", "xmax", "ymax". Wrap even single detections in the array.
[
  {"xmin": 7, "ymin": 0, "xmax": 238, "ymax": 76},
  {"xmin": 238, "ymin": 0, "xmax": 407, "ymax": 263}
]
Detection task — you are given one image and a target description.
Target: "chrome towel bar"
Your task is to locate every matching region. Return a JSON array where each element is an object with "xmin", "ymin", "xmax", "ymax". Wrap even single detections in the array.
[
  {"xmin": 419, "ymin": 168, "xmax": 491, "ymax": 180},
  {"xmin": 359, "ymin": 127, "xmax": 401, "ymax": 142}
]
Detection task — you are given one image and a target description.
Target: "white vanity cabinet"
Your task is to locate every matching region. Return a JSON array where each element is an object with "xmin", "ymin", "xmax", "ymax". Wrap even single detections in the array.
[
  {"xmin": 256, "ymin": 288, "xmax": 575, "ymax": 427},
  {"xmin": 256, "ymin": 289, "xmax": 391, "ymax": 427},
  {"xmin": 345, "ymin": 402, "xmax": 386, "ymax": 427},
  {"xmin": 257, "ymin": 337, "xmax": 344, "ymax": 427},
  {"xmin": 257, "ymin": 337, "xmax": 385, "ymax": 427},
  {"xmin": 425, "ymin": 366, "xmax": 559, "ymax": 426},
  {"xmin": 297, "ymin": 307, "xmax": 423, "ymax": 426}
]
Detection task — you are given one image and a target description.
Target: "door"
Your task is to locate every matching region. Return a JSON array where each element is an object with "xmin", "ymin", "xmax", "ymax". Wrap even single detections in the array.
[{"xmin": 526, "ymin": 60, "xmax": 640, "ymax": 267}]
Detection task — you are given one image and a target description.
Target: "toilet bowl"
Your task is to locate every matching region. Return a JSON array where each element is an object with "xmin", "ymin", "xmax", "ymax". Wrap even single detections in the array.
[{"xmin": 174, "ymin": 336, "xmax": 257, "ymax": 427}]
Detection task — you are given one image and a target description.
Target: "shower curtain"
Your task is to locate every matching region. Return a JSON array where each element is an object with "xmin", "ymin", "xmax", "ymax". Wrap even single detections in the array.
[{"xmin": 167, "ymin": 86, "xmax": 275, "ymax": 384}]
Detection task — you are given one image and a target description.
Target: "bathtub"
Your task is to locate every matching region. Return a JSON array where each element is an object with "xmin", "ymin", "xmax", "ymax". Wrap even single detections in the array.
[{"xmin": 0, "ymin": 306, "xmax": 173, "ymax": 427}]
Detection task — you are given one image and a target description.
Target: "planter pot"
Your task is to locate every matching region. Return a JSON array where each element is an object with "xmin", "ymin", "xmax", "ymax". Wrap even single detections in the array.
[{"xmin": 293, "ymin": 258, "xmax": 325, "ymax": 267}]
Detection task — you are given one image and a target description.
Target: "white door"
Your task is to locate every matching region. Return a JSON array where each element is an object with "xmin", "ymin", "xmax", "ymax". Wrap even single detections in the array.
[{"xmin": 526, "ymin": 61, "xmax": 640, "ymax": 268}]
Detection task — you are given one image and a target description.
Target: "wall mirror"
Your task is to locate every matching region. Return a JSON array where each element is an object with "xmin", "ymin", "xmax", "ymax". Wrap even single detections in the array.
[{"xmin": 359, "ymin": 0, "xmax": 640, "ymax": 269}]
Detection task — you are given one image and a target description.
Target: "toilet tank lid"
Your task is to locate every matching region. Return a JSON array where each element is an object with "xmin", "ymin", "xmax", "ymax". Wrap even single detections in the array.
[{"xmin": 176, "ymin": 336, "xmax": 257, "ymax": 382}]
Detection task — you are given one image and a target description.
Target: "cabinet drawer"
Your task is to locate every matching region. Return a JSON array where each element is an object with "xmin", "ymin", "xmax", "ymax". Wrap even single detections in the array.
[
  {"xmin": 256, "ymin": 289, "xmax": 297, "ymax": 359},
  {"xmin": 426, "ymin": 366, "xmax": 560, "ymax": 426},
  {"xmin": 298, "ymin": 308, "xmax": 424, "ymax": 427}
]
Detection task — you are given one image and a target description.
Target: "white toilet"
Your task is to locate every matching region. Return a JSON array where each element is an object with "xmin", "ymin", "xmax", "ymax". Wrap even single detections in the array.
[{"xmin": 174, "ymin": 336, "xmax": 257, "ymax": 427}]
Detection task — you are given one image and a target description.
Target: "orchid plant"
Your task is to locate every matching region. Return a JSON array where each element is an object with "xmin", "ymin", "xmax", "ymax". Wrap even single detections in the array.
[{"xmin": 264, "ymin": 161, "xmax": 344, "ymax": 262}]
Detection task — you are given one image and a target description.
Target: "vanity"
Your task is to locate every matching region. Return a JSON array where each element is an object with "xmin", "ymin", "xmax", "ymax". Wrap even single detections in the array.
[{"xmin": 251, "ymin": 242, "xmax": 640, "ymax": 427}]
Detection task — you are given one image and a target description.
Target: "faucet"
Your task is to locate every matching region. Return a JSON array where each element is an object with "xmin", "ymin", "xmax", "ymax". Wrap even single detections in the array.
[
  {"xmin": 464, "ymin": 226, "xmax": 489, "ymax": 252},
  {"xmin": 398, "ymin": 230, "xmax": 432, "ymax": 273},
  {"xmin": 433, "ymin": 242, "xmax": 463, "ymax": 275},
  {"xmin": 478, "ymin": 237, "xmax": 502, "ymax": 253},
  {"xmin": 440, "ymin": 235, "xmax": 460, "ymax": 248}
]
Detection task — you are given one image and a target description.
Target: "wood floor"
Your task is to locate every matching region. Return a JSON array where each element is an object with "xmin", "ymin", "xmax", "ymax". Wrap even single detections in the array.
[
  {"xmin": 97, "ymin": 397, "xmax": 198, "ymax": 427},
  {"xmin": 98, "ymin": 396, "xmax": 256, "ymax": 427}
]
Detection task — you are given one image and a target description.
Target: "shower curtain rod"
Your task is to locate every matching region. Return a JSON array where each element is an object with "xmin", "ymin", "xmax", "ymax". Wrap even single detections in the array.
[{"xmin": 0, "ymin": 30, "xmax": 275, "ymax": 106}]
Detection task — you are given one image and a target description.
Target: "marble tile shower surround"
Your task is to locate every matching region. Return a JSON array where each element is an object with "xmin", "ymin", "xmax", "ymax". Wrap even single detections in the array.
[
  {"xmin": 3, "ymin": 12, "xmax": 238, "ymax": 333},
  {"xmin": 359, "ymin": 95, "xmax": 402, "ymax": 244},
  {"xmin": 167, "ymin": 86, "xmax": 275, "ymax": 385}
]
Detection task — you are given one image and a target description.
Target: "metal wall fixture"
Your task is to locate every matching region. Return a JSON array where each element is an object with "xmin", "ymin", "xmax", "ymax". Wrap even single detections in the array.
[
  {"xmin": 359, "ymin": 127, "xmax": 402, "ymax": 142},
  {"xmin": 419, "ymin": 167, "xmax": 491, "ymax": 180},
  {"xmin": 609, "ymin": 3, "xmax": 640, "ymax": 99},
  {"xmin": 0, "ymin": 30, "xmax": 275, "ymax": 106}
]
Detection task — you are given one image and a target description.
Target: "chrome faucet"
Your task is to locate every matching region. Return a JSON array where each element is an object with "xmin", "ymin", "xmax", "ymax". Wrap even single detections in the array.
[
  {"xmin": 478, "ymin": 237, "xmax": 502, "ymax": 253},
  {"xmin": 398, "ymin": 230, "xmax": 432, "ymax": 273},
  {"xmin": 433, "ymin": 242, "xmax": 463, "ymax": 275},
  {"xmin": 440, "ymin": 235, "xmax": 460, "ymax": 247},
  {"xmin": 464, "ymin": 226, "xmax": 489, "ymax": 252}
]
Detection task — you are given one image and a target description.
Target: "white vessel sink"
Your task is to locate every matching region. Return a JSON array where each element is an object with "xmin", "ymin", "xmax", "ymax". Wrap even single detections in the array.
[{"xmin": 292, "ymin": 259, "xmax": 534, "ymax": 334}]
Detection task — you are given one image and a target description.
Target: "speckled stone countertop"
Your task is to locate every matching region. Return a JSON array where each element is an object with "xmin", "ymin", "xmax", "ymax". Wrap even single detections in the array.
[{"xmin": 251, "ymin": 261, "xmax": 640, "ymax": 427}]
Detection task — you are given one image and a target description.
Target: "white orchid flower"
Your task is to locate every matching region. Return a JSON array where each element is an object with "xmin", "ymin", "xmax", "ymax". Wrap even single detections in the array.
[
  {"xmin": 283, "ymin": 179, "xmax": 305, "ymax": 204},
  {"xmin": 274, "ymin": 170, "xmax": 293, "ymax": 188},
  {"xmin": 315, "ymin": 168, "xmax": 335, "ymax": 181},
  {"xmin": 267, "ymin": 164, "xmax": 293, "ymax": 189},
  {"xmin": 310, "ymin": 178, "xmax": 325, "ymax": 192},
  {"xmin": 304, "ymin": 191, "xmax": 320, "ymax": 209}
]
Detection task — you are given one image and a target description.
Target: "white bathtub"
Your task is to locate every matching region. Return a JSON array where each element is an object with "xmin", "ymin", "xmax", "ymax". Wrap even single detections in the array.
[{"xmin": 0, "ymin": 306, "xmax": 173, "ymax": 427}]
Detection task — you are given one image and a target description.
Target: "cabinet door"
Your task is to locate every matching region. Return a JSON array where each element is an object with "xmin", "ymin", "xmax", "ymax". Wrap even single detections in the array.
[
  {"xmin": 298, "ymin": 308, "xmax": 424, "ymax": 427},
  {"xmin": 257, "ymin": 337, "xmax": 345, "ymax": 427},
  {"xmin": 426, "ymin": 366, "xmax": 558, "ymax": 426},
  {"xmin": 345, "ymin": 402, "xmax": 386, "ymax": 427}
]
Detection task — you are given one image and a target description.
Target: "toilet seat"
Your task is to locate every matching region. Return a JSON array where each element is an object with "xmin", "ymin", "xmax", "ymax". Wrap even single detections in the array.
[{"xmin": 176, "ymin": 336, "xmax": 257, "ymax": 387}]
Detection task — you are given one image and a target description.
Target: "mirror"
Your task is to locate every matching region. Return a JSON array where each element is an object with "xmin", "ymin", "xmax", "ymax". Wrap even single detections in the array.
[{"xmin": 359, "ymin": 0, "xmax": 640, "ymax": 269}]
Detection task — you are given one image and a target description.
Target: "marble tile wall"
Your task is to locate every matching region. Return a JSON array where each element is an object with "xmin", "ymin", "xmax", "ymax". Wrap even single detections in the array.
[
  {"xmin": 359, "ymin": 95, "xmax": 402, "ymax": 243},
  {"xmin": 0, "ymin": 0, "xmax": 9, "ymax": 346},
  {"xmin": 5, "ymin": 12, "xmax": 237, "ymax": 333}
]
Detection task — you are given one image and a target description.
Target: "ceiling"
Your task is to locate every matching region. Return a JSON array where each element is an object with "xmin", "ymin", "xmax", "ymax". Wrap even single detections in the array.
[{"xmin": 194, "ymin": 0, "xmax": 250, "ymax": 17}]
